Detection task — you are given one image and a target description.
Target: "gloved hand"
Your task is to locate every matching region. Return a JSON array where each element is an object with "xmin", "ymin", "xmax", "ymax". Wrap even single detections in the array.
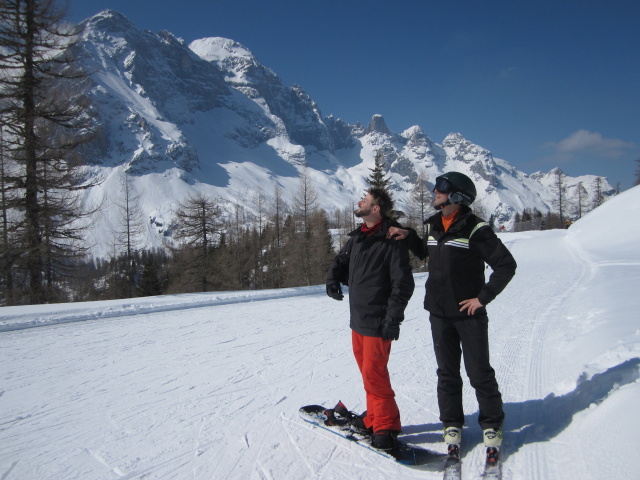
[
  {"xmin": 326, "ymin": 283, "xmax": 344, "ymax": 301},
  {"xmin": 381, "ymin": 320, "xmax": 401, "ymax": 341}
]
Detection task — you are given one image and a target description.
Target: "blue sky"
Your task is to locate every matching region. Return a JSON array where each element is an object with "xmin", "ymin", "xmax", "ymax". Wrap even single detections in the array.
[{"xmin": 68, "ymin": 0, "xmax": 640, "ymax": 190}]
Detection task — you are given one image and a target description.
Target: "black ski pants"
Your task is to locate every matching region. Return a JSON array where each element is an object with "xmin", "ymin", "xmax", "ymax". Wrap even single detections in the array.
[{"xmin": 429, "ymin": 313, "xmax": 504, "ymax": 430}]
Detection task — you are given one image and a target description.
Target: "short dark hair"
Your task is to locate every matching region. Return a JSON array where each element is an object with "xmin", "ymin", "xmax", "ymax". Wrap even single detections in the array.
[{"xmin": 367, "ymin": 187, "xmax": 394, "ymax": 218}]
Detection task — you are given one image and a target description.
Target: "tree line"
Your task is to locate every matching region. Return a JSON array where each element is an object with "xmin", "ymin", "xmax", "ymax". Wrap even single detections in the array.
[
  {"xmin": 512, "ymin": 169, "xmax": 612, "ymax": 231},
  {"xmin": 0, "ymin": 161, "xmax": 346, "ymax": 304}
]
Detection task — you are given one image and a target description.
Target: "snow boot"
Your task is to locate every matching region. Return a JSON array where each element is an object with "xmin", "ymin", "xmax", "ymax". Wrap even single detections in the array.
[
  {"xmin": 483, "ymin": 427, "xmax": 503, "ymax": 447},
  {"xmin": 370, "ymin": 430, "xmax": 398, "ymax": 451},
  {"xmin": 443, "ymin": 426, "xmax": 462, "ymax": 445},
  {"xmin": 350, "ymin": 411, "xmax": 373, "ymax": 437}
]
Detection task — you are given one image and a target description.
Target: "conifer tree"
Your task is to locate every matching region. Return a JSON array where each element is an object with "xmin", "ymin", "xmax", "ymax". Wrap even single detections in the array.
[
  {"xmin": 308, "ymin": 209, "xmax": 335, "ymax": 284},
  {"xmin": 407, "ymin": 172, "xmax": 432, "ymax": 235},
  {"xmin": 591, "ymin": 177, "xmax": 605, "ymax": 209},
  {"xmin": 281, "ymin": 214, "xmax": 303, "ymax": 287},
  {"xmin": 0, "ymin": 127, "xmax": 20, "ymax": 304},
  {"xmin": 263, "ymin": 185, "xmax": 287, "ymax": 289},
  {"xmin": 172, "ymin": 193, "xmax": 222, "ymax": 292},
  {"xmin": 111, "ymin": 171, "xmax": 145, "ymax": 298},
  {"xmin": 367, "ymin": 150, "xmax": 392, "ymax": 194},
  {"xmin": 291, "ymin": 167, "xmax": 319, "ymax": 285},
  {"xmin": 574, "ymin": 182, "xmax": 589, "ymax": 219},
  {"xmin": 138, "ymin": 255, "xmax": 162, "ymax": 297},
  {"xmin": 551, "ymin": 168, "xmax": 567, "ymax": 227},
  {"xmin": 251, "ymin": 187, "xmax": 267, "ymax": 289},
  {"xmin": 0, "ymin": 0, "xmax": 95, "ymax": 303}
]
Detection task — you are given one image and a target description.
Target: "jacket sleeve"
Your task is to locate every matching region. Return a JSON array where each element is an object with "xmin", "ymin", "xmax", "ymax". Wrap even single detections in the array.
[
  {"xmin": 326, "ymin": 237, "xmax": 351, "ymax": 286},
  {"xmin": 384, "ymin": 239, "xmax": 415, "ymax": 324},
  {"xmin": 471, "ymin": 226, "xmax": 517, "ymax": 306},
  {"xmin": 404, "ymin": 227, "xmax": 428, "ymax": 261}
]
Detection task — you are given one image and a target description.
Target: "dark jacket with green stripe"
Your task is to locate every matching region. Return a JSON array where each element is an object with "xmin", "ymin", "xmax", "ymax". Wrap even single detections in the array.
[
  {"xmin": 406, "ymin": 207, "xmax": 516, "ymax": 318},
  {"xmin": 326, "ymin": 218, "xmax": 415, "ymax": 337}
]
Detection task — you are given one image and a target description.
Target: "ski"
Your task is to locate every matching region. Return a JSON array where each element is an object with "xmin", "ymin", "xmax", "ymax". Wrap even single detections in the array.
[
  {"xmin": 481, "ymin": 446, "xmax": 501, "ymax": 479},
  {"xmin": 443, "ymin": 444, "xmax": 461, "ymax": 480}
]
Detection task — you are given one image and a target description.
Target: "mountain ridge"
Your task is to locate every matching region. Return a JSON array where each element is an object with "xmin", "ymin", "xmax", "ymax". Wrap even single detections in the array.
[{"xmin": 72, "ymin": 10, "xmax": 615, "ymax": 257}]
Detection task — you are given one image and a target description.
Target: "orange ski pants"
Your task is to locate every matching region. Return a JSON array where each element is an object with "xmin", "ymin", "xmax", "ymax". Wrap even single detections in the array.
[{"xmin": 352, "ymin": 330, "xmax": 401, "ymax": 432}]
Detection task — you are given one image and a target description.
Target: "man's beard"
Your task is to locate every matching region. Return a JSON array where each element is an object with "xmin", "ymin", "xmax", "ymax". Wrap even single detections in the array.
[{"xmin": 354, "ymin": 207, "xmax": 371, "ymax": 218}]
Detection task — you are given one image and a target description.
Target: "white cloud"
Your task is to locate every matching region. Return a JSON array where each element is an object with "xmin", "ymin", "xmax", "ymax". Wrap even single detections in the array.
[{"xmin": 545, "ymin": 130, "xmax": 635, "ymax": 159}]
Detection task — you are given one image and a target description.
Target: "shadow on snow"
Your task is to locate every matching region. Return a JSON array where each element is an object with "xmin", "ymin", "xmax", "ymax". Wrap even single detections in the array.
[{"xmin": 401, "ymin": 357, "xmax": 640, "ymax": 461}]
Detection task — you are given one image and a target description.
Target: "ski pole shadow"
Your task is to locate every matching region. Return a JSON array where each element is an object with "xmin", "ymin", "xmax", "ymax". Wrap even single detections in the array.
[{"xmin": 401, "ymin": 357, "xmax": 640, "ymax": 461}]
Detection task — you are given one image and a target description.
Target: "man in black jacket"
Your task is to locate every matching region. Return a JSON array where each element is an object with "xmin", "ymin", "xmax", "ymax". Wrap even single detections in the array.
[
  {"xmin": 326, "ymin": 187, "xmax": 414, "ymax": 451},
  {"xmin": 388, "ymin": 172, "xmax": 516, "ymax": 458}
]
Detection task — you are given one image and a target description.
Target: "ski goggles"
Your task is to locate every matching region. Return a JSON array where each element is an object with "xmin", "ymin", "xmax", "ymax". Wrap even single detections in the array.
[{"xmin": 433, "ymin": 177, "xmax": 453, "ymax": 194}]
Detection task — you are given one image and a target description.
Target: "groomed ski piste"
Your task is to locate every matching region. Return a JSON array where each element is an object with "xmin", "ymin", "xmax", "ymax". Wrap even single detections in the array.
[{"xmin": 1, "ymin": 186, "xmax": 639, "ymax": 480}]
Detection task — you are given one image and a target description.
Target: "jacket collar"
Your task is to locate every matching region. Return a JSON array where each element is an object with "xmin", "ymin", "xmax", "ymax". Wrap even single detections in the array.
[
  {"xmin": 430, "ymin": 206, "xmax": 472, "ymax": 233},
  {"xmin": 349, "ymin": 218, "xmax": 397, "ymax": 237}
]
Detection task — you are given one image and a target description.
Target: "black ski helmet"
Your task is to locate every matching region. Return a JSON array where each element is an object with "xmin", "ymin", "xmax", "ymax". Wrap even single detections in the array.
[{"xmin": 434, "ymin": 172, "xmax": 476, "ymax": 207}]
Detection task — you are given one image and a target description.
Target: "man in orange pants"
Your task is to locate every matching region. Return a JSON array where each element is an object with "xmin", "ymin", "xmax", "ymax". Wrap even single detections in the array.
[{"xmin": 326, "ymin": 187, "xmax": 415, "ymax": 450}]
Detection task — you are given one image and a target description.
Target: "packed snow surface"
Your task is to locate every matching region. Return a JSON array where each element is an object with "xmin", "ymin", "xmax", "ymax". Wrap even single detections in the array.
[{"xmin": 1, "ymin": 187, "xmax": 639, "ymax": 479}]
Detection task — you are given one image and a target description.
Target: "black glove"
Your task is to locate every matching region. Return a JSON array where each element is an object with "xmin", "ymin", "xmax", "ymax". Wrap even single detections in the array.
[
  {"xmin": 381, "ymin": 320, "xmax": 401, "ymax": 341},
  {"xmin": 326, "ymin": 283, "xmax": 344, "ymax": 301}
]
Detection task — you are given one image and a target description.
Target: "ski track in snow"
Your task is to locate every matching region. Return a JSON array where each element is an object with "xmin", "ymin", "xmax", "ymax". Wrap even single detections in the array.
[{"xmin": 494, "ymin": 232, "xmax": 590, "ymax": 480}]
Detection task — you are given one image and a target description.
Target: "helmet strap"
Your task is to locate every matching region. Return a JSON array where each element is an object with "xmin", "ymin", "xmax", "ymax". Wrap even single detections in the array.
[{"xmin": 435, "ymin": 198, "xmax": 451, "ymax": 210}]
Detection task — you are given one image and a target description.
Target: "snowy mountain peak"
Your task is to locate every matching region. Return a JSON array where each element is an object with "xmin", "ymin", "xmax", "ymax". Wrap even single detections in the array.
[
  {"xmin": 189, "ymin": 37, "xmax": 254, "ymax": 63},
  {"xmin": 68, "ymin": 11, "xmax": 615, "ymax": 256},
  {"xmin": 401, "ymin": 125, "xmax": 425, "ymax": 138},
  {"xmin": 442, "ymin": 132, "xmax": 480, "ymax": 151},
  {"xmin": 401, "ymin": 125, "xmax": 432, "ymax": 148},
  {"xmin": 443, "ymin": 132, "xmax": 465, "ymax": 143},
  {"xmin": 189, "ymin": 36, "xmax": 278, "ymax": 88},
  {"xmin": 442, "ymin": 133, "xmax": 493, "ymax": 163},
  {"xmin": 82, "ymin": 9, "xmax": 133, "ymax": 30},
  {"xmin": 366, "ymin": 114, "xmax": 392, "ymax": 135}
]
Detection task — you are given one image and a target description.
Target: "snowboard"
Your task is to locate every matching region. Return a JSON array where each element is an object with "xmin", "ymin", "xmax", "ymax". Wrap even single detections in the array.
[{"xmin": 299, "ymin": 404, "xmax": 445, "ymax": 471}]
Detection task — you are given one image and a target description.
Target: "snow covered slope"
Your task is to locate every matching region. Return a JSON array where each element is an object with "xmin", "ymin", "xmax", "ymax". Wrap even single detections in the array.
[{"xmin": 1, "ymin": 179, "xmax": 638, "ymax": 479}]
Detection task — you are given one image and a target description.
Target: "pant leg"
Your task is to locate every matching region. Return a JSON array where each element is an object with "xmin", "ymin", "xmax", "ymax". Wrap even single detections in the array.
[
  {"xmin": 352, "ymin": 330, "xmax": 401, "ymax": 432},
  {"xmin": 351, "ymin": 331, "xmax": 372, "ymax": 425},
  {"xmin": 457, "ymin": 315, "xmax": 504, "ymax": 429},
  {"xmin": 429, "ymin": 314, "xmax": 465, "ymax": 427}
]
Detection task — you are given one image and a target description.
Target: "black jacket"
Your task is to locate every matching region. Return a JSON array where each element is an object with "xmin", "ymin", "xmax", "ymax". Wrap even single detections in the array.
[
  {"xmin": 406, "ymin": 207, "xmax": 516, "ymax": 318},
  {"xmin": 327, "ymin": 219, "xmax": 415, "ymax": 337}
]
